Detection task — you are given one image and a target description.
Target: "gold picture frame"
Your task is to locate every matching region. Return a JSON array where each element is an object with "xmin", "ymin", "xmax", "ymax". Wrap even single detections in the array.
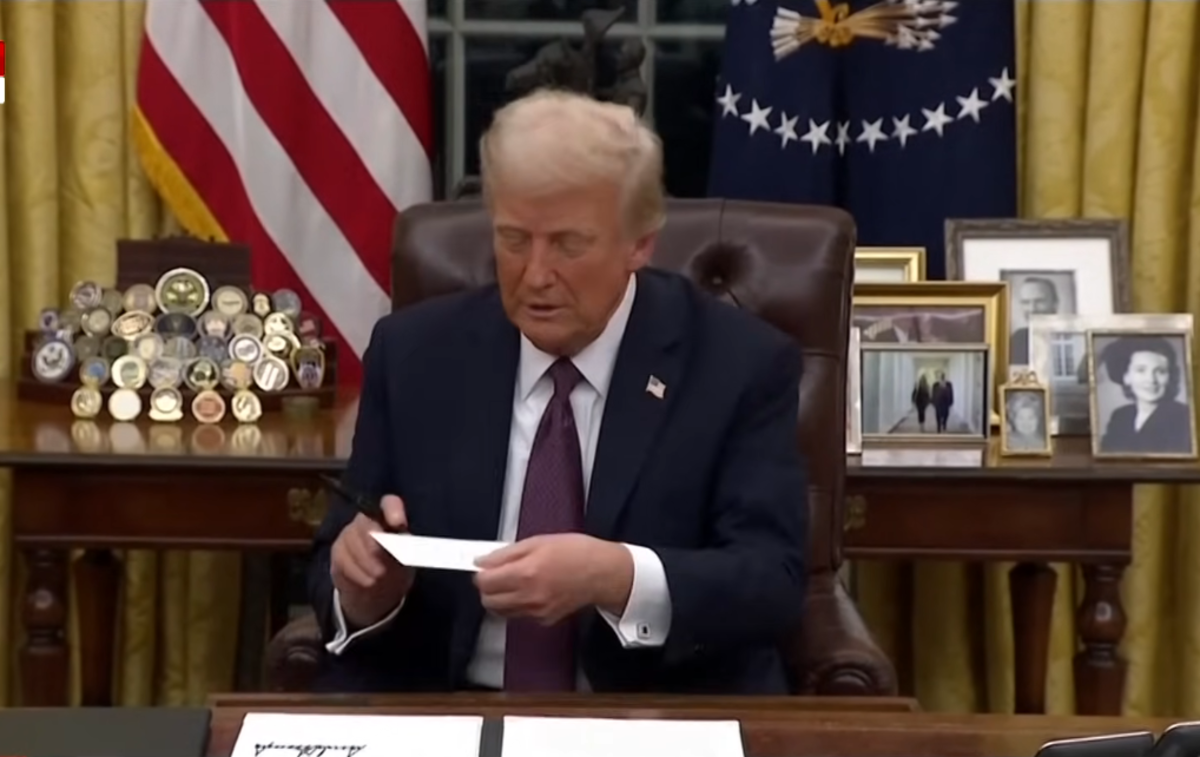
[
  {"xmin": 853, "ymin": 281, "xmax": 1009, "ymax": 397},
  {"xmin": 860, "ymin": 343, "xmax": 991, "ymax": 443},
  {"xmin": 1086, "ymin": 328, "xmax": 1198, "ymax": 461},
  {"xmin": 847, "ymin": 326, "xmax": 862, "ymax": 455},
  {"xmin": 854, "ymin": 247, "xmax": 926, "ymax": 285},
  {"xmin": 998, "ymin": 371, "xmax": 1053, "ymax": 457}
]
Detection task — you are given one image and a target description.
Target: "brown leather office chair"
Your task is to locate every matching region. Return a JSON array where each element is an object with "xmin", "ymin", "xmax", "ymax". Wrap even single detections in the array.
[{"xmin": 265, "ymin": 198, "xmax": 896, "ymax": 696}]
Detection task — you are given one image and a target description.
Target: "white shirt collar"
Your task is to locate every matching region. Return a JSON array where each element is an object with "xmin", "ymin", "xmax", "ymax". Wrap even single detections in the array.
[{"xmin": 518, "ymin": 274, "xmax": 637, "ymax": 401}]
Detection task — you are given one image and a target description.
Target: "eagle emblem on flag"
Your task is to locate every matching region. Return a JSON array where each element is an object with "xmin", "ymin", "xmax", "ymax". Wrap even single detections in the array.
[{"xmin": 772, "ymin": 0, "xmax": 958, "ymax": 59}]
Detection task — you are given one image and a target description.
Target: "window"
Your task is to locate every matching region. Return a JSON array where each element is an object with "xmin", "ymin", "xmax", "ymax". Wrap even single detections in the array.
[
  {"xmin": 428, "ymin": 0, "xmax": 725, "ymax": 198},
  {"xmin": 1050, "ymin": 332, "xmax": 1080, "ymax": 381}
]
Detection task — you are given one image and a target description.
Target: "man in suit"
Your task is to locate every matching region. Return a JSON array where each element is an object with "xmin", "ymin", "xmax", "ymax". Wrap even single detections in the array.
[
  {"xmin": 932, "ymin": 371, "xmax": 955, "ymax": 433},
  {"xmin": 1010, "ymin": 276, "xmax": 1060, "ymax": 365},
  {"xmin": 309, "ymin": 89, "xmax": 809, "ymax": 695}
]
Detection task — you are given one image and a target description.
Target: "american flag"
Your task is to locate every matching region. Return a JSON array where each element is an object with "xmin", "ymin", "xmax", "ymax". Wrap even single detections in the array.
[
  {"xmin": 134, "ymin": 0, "xmax": 433, "ymax": 386},
  {"xmin": 707, "ymin": 0, "xmax": 1017, "ymax": 279}
]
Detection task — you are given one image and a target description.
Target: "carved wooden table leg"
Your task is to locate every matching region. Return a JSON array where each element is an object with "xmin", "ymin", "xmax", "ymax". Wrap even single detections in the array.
[
  {"xmin": 1075, "ymin": 563, "xmax": 1127, "ymax": 715},
  {"xmin": 1010, "ymin": 562, "xmax": 1056, "ymax": 714},
  {"xmin": 74, "ymin": 549, "xmax": 121, "ymax": 706},
  {"xmin": 21, "ymin": 548, "xmax": 69, "ymax": 706}
]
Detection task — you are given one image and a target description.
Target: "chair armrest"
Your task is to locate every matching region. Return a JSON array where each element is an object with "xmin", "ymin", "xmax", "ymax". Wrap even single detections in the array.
[
  {"xmin": 265, "ymin": 612, "xmax": 325, "ymax": 692},
  {"xmin": 788, "ymin": 570, "xmax": 897, "ymax": 696}
]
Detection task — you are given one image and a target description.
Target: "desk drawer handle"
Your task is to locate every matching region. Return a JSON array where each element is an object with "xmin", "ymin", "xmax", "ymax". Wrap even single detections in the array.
[
  {"xmin": 844, "ymin": 495, "xmax": 867, "ymax": 532},
  {"xmin": 288, "ymin": 488, "xmax": 329, "ymax": 531}
]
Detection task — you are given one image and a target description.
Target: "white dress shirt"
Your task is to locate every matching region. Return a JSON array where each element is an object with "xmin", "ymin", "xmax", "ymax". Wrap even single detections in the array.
[{"xmin": 326, "ymin": 274, "xmax": 673, "ymax": 689}]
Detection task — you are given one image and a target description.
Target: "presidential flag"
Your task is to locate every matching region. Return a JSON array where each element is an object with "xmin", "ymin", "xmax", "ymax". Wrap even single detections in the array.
[{"xmin": 707, "ymin": 0, "xmax": 1016, "ymax": 279}]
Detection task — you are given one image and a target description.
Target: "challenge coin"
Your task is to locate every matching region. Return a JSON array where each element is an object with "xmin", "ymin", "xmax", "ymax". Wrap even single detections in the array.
[
  {"xmin": 252, "ymin": 355, "xmax": 290, "ymax": 392},
  {"xmin": 70, "ymin": 386, "xmax": 103, "ymax": 419},
  {"xmin": 221, "ymin": 360, "xmax": 254, "ymax": 391},
  {"xmin": 60, "ymin": 308, "xmax": 83, "ymax": 335},
  {"xmin": 148, "ymin": 387, "xmax": 184, "ymax": 422},
  {"xmin": 148, "ymin": 358, "xmax": 184, "ymax": 390},
  {"xmin": 211, "ymin": 285, "xmax": 249, "ymax": 317},
  {"xmin": 155, "ymin": 267, "xmax": 210, "ymax": 317},
  {"xmin": 198, "ymin": 311, "xmax": 231, "ymax": 339},
  {"xmin": 154, "ymin": 311, "xmax": 199, "ymax": 340},
  {"xmin": 111, "ymin": 355, "xmax": 148, "ymax": 390},
  {"xmin": 32, "ymin": 339, "xmax": 75, "ymax": 383},
  {"xmin": 271, "ymin": 289, "xmax": 302, "ymax": 320},
  {"xmin": 73, "ymin": 335, "xmax": 101, "ymax": 362},
  {"xmin": 69, "ymin": 281, "xmax": 103, "ymax": 310},
  {"xmin": 101, "ymin": 288, "xmax": 124, "ymax": 315},
  {"xmin": 251, "ymin": 292, "xmax": 273, "ymax": 318},
  {"xmin": 263, "ymin": 312, "xmax": 293, "ymax": 335},
  {"xmin": 38, "ymin": 308, "xmax": 61, "ymax": 332},
  {"xmin": 108, "ymin": 387, "xmax": 143, "ymax": 422},
  {"xmin": 162, "ymin": 335, "xmax": 198, "ymax": 361},
  {"xmin": 184, "ymin": 357, "xmax": 220, "ymax": 392},
  {"xmin": 264, "ymin": 332, "xmax": 299, "ymax": 361},
  {"xmin": 191, "ymin": 389, "xmax": 227, "ymax": 424},
  {"xmin": 231, "ymin": 389, "xmax": 263, "ymax": 423},
  {"xmin": 82, "ymin": 307, "xmax": 112, "ymax": 338},
  {"xmin": 101, "ymin": 335, "xmax": 129, "ymax": 361},
  {"xmin": 123, "ymin": 284, "xmax": 158, "ymax": 315},
  {"xmin": 78, "ymin": 356, "xmax": 110, "ymax": 388},
  {"xmin": 111, "ymin": 310, "xmax": 154, "ymax": 340},
  {"xmin": 228, "ymin": 334, "xmax": 264, "ymax": 364},
  {"xmin": 232, "ymin": 313, "xmax": 264, "ymax": 339},
  {"xmin": 198, "ymin": 335, "xmax": 228, "ymax": 363},
  {"xmin": 134, "ymin": 333, "xmax": 164, "ymax": 362},
  {"xmin": 296, "ymin": 312, "xmax": 322, "ymax": 346},
  {"xmin": 292, "ymin": 346, "xmax": 326, "ymax": 390}
]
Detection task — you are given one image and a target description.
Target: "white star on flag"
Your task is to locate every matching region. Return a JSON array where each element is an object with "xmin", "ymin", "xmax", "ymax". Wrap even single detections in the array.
[
  {"xmin": 857, "ymin": 119, "xmax": 888, "ymax": 152},
  {"xmin": 955, "ymin": 87, "xmax": 988, "ymax": 122},
  {"xmin": 716, "ymin": 84, "xmax": 741, "ymax": 117},
  {"xmin": 774, "ymin": 112, "xmax": 799, "ymax": 148},
  {"xmin": 892, "ymin": 114, "xmax": 917, "ymax": 147},
  {"xmin": 741, "ymin": 99, "xmax": 772, "ymax": 135},
  {"xmin": 800, "ymin": 119, "xmax": 832, "ymax": 154},
  {"xmin": 989, "ymin": 67, "xmax": 1016, "ymax": 102},
  {"xmin": 921, "ymin": 103, "xmax": 953, "ymax": 137},
  {"xmin": 835, "ymin": 122, "xmax": 851, "ymax": 155}
]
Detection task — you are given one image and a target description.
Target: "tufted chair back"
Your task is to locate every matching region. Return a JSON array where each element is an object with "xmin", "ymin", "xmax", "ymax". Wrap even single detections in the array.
[{"xmin": 392, "ymin": 198, "xmax": 852, "ymax": 572}]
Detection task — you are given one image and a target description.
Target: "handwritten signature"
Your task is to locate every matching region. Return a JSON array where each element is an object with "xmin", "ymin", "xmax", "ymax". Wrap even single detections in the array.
[{"xmin": 255, "ymin": 743, "xmax": 366, "ymax": 757}]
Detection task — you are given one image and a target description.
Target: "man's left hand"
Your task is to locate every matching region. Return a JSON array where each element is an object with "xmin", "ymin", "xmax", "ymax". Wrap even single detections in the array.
[{"xmin": 474, "ymin": 534, "xmax": 633, "ymax": 625}]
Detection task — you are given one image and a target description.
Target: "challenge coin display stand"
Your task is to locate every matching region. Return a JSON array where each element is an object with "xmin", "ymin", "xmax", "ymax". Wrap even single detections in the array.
[{"xmin": 18, "ymin": 236, "xmax": 339, "ymax": 421}]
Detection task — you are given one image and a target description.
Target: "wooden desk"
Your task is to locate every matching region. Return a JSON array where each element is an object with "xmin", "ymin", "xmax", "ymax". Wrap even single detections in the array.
[
  {"xmin": 205, "ymin": 695, "xmax": 1172, "ymax": 757},
  {"xmin": 2, "ymin": 386, "xmax": 1197, "ymax": 716}
]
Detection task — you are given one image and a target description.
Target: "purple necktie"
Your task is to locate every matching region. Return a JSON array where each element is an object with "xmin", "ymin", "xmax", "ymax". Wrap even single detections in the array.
[{"xmin": 504, "ymin": 358, "xmax": 585, "ymax": 692}]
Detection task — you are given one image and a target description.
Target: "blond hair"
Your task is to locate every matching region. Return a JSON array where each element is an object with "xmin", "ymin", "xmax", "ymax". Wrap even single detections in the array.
[{"xmin": 480, "ymin": 89, "xmax": 666, "ymax": 238}]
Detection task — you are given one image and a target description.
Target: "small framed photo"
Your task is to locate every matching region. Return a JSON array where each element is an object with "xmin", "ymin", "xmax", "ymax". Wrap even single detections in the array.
[
  {"xmin": 847, "ymin": 326, "xmax": 862, "ymax": 455},
  {"xmin": 1087, "ymin": 329, "xmax": 1197, "ymax": 460},
  {"xmin": 944, "ymin": 219, "xmax": 1131, "ymax": 370},
  {"xmin": 1029, "ymin": 313, "xmax": 1193, "ymax": 436},
  {"xmin": 999, "ymin": 376, "xmax": 1053, "ymax": 457},
  {"xmin": 860, "ymin": 343, "xmax": 991, "ymax": 443},
  {"xmin": 853, "ymin": 281, "xmax": 1008, "ymax": 398},
  {"xmin": 854, "ymin": 247, "xmax": 926, "ymax": 284}
]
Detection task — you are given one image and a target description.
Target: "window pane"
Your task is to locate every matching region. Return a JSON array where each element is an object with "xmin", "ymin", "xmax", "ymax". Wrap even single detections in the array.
[
  {"xmin": 428, "ymin": 0, "xmax": 446, "ymax": 19},
  {"xmin": 430, "ymin": 35, "xmax": 448, "ymax": 200},
  {"xmin": 465, "ymin": 0, "xmax": 635, "ymax": 21},
  {"xmin": 656, "ymin": 0, "xmax": 726, "ymax": 24},
  {"xmin": 653, "ymin": 40, "xmax": 722, "ymax": 197}
]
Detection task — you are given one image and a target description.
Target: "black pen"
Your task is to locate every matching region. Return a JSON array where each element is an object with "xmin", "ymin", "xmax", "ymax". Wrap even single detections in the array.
[{"xmin": 318, "ymin": 474, "xmax": 399, "ymax": 532}]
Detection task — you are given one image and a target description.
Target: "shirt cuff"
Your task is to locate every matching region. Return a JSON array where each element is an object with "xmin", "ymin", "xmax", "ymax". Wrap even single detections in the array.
[
  {"xmin": 325, "ymin": 588, "xmax": 405, "ymax": 655},
  {"xmin": 596, "ymin": 544, "xmax": 672, "ymax": 648}
]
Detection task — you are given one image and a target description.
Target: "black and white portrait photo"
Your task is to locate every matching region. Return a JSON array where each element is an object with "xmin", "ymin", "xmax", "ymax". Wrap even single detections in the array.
[
  {"xmin": 1089, "ymin": 331, "xmax": 1196, "ymax": 458},
  {"xmin": 861, "ymin": 346, "xmax": 989, "ymax": 441},
  {"xmin": 1001, "ymin": 387, "xmax": 1051, "ymax": 455},
  {"xmin": 1001, "ymin": 270, "xmax": 1078, "ymax": 366}
]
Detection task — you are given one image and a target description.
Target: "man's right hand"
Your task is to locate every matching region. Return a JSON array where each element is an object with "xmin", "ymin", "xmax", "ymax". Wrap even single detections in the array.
[{"xmin": 330, "ymin": 495, "xmax": 415, "ymax": 629}]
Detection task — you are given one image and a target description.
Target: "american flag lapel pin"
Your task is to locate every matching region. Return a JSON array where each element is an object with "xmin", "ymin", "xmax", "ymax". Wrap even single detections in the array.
[{"xmin": 646, "ymin": 375, "xmax": 666, "ymax": 399}]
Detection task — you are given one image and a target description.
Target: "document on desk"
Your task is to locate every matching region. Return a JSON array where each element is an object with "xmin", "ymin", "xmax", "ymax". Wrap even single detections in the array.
[
  {"xmin": 501, "ymin": 716, "xmax": 745, "ymax": 757},
  {"xmin": 231, "ymin": 712, "xmax": 484, "ymax": 757},
  {"xmin": 371, "ymin": 532, "xmax": 509, "ymax": 572}
]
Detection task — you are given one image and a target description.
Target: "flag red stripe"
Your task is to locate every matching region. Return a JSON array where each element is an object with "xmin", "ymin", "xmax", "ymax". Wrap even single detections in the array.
[
  {"xmin": 202, "ymin": 1, "xmax": 395, "ymax": 297},
  {"xmin": 137, "ymin": 41, "xmax": 364, "ymax": 387},
  {"xmin": 327, "ymin": 1, "xmax": 433, "ymax": 157}
]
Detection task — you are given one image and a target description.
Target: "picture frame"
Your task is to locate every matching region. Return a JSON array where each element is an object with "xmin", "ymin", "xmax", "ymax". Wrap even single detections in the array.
[
  {"xmin": 998, "ymin": 372, "xmax": 1053, "ymax": 457},
  {"xmin": 847, "ymin": 326, "xmax": 862, "ymax": 455},
  {"xmin": 944, "ymin": 218, "xmax": 1131, "ymax": 372},
  {"xmin": 860, "ymin": 343, "xmax": 991, "ymax": 443},
  {"xmin": 854, "ymin": 247, "xmax": 926, "ymax": 284},
  {"xmin": 1028, "ymin": 313, "xmax": 1194, "ymax": 436},
  {"xmin": 1086, "ymin": 327, "xmax": 1198, "ymax": 460},
  {"xmin": 853, "ymin": 281, "xmax": 1009, "ymax": 398}
]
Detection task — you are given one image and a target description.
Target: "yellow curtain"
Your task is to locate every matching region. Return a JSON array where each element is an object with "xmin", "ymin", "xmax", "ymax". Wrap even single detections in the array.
[
  {"xmin": 0, "ymin": 1, "xmax": 241, "ymax": 706},
  {"xmin": 858, "ymin": 0, "xmax": 1200, "ymax": 716}
]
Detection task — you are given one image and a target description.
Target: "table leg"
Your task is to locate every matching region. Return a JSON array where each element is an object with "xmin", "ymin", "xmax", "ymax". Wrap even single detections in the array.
[
  {"xmin": 1074, "ymin": 563, "xmax": 1127, "ymax": 715},
  {"xmin": 74, "ymin": 549, "xmax": 121, "ymax": 705},
  {"xmin": 1009, "ymin": 562, "xmax": 1056, "ymax": 714},
  {"xmin": 21, "ymin": 548, "xmax": 69, "ymax": 706}
]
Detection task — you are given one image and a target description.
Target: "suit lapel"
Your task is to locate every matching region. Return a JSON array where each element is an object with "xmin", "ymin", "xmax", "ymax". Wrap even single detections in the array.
[{"xmin": 586, "ymin": 271, "xmax": 687, "ymax": 540}]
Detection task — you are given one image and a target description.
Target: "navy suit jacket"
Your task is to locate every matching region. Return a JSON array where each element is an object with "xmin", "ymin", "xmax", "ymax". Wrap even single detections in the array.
[{"xmin": 309, "ymin": 268, "xmax": 809, "ymax": 694}]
